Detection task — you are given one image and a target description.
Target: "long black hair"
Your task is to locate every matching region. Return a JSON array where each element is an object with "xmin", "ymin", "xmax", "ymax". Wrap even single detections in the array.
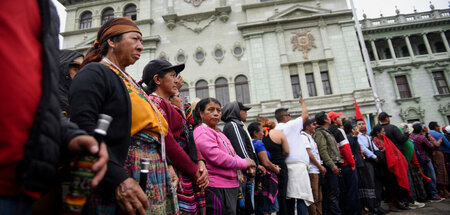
[
  {"xmin": 248, "ymin": 122, "xmax": 262, "ymax": 138},
  {"xmin": 193, "ymin": 98, "xmax": 221, "ymax": 124},
  {"xmin": 370, "ymin": 124, "xmax": 383, "ymax": 139}
]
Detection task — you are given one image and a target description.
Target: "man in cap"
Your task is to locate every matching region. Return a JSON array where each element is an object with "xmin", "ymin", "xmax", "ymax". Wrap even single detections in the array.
[
  {"xmin": 275, "ymin": 97, "xmax": 312, "ymax": 215},
  {"xmin": 312, "ymin": 111, "xmax": 342, "ymax": 215},
  {"xmin": 327, "ymin": 111, "xmax": 357, "ymax": 215},
  {"xmin": 222, "ymin": 101, "xmax": 260, "ymax": 214},
  {"xmin": 378, "ymin": 112, "xmax": 410, "ymax": 153}
]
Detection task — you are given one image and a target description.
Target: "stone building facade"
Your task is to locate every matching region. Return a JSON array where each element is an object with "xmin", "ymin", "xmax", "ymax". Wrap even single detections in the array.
[
  {"xmin": 59, "ymin": 0, "xmax": 378, "ymax": 122},
  {"xmin": 361, "ymin": 5, "xmax": 450, "ymax": 126}
]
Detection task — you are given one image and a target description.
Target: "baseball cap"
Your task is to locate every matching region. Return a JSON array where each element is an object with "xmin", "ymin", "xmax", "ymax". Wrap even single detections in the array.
[
  {"xmin": 378, "ymin": 112, "xmax": 392, "ymax": 121},
  {"xmin": 142, "ymin": 59, "xmax": 185, "ymax": 85},
  {"xmin": 238, "ymin": 102, "xmax": 251, "ymax": 111},
  {"xmin": 327, "ymin": 111, "xmax": 342, "ymax": 122}
]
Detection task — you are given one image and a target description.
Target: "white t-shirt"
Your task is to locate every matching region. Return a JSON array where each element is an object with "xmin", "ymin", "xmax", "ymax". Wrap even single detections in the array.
[
  {"xmin": 301, "ymin": 131, "xmax": 322, "ymax": 174},
  {"xmin": 275, "ymin": 117, "xmax": 309, "ymax": 164}
]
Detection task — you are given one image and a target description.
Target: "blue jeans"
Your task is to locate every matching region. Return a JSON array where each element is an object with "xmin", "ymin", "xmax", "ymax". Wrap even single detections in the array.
[
  {"xmin": 287, "ymin": 198, "xmax": 309, "ymax": 215},
  {"xmin": 340, "ymin": 166, "xmax": 359, "ymax": 215},
  {"xmin": 0, "ymin": 196, "xmax": 33, "ymax": 215},
  {"xmin": 421, "ymin": 160, "xmax": 438, "ymax": 198}
]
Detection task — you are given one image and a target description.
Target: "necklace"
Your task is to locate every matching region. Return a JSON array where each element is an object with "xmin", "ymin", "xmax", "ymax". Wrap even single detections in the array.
[{"xmin": 102, "ymin": 57, "xmax": 168, "ymax": 161}]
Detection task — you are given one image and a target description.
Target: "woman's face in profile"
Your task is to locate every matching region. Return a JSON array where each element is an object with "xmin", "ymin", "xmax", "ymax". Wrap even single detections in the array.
[{"xmin": 200, "ymin": 102, "xmax": 221, "ymax": 128}]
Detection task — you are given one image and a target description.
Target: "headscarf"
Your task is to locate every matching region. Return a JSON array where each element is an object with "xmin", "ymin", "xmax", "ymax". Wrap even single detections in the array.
[{"xmin": 81, "ymin": 17, "xmax": 141, "ymax": 67}]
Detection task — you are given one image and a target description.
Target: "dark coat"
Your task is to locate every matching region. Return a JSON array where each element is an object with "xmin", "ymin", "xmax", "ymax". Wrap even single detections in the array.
[
  {"xmin": 58, "ymin": 50, "xmax": 83, "ymax": 116},
  {"xmin": 18, "ymin": 0, "xmax": 86, "ymax": 193},
  {"xmin": 347, "ymin": 134, "xmax": 365, "ymax": 168},
  {"xmin": 70, "ymin": 62, "xmax": 131, "ymax": 193},
  {"xmin": 381, "ymin": 123, "xmax": 409, "ymax": 153},
  {"xmin": 221, "ymin": 101, "xmax": 257, "ymax": 162}
]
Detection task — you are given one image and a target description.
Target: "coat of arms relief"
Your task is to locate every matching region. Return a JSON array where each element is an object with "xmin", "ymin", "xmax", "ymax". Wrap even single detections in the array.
[
  {"xmin": 291, "ymin": 29, "xmax": 316, "ymax": 59},
  {"xmin": 184, "ymin": 0, "xmax": 204, "ymax": 7}
]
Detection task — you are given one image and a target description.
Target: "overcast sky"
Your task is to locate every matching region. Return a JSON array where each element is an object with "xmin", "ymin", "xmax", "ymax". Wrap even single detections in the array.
[{"xmin": 52, "ymin": 0, "xmax": 448, "ymax": 47}]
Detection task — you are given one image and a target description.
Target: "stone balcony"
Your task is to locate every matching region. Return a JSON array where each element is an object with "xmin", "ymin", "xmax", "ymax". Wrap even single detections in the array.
[{"xmin": 361, "ymin": 8, "xmax": 450, "ymax": 29}]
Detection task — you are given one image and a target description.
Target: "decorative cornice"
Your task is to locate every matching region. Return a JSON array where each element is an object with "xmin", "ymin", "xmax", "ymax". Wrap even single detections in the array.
[
  {"xmin": 162, "ymin": 6, "xmax": 231, "ymax": 33},
  {"xmin": 237, "ymin": 10, "xmax": 352, "ymax": 32},
  {"xmin": 242, "ymin": 0, "xmax": 308, "ymax": 11}
]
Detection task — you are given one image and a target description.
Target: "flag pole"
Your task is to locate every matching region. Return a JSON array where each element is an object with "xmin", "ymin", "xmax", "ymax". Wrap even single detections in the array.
[{"xmin": 349, "ymin": 0, "xmax": 382, "ymax": 114}]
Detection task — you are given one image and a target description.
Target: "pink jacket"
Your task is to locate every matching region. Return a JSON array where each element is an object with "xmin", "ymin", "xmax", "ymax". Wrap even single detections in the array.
[{"xmin": 194, "ymin": 125, "xmax": 248, "ymax": 188}]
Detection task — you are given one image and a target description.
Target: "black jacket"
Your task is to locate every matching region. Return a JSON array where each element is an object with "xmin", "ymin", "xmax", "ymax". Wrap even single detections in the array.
[
  {"xmin": 381, "ymin": 123, "xmax": 409, "ymax": 153},
  {"xmin": 347, "ymin": 134, "xmax": 364, "ymax": 168},
  {"xmin": 70, "ymin": 62, "xmax": 131, "ymax": 194},
  {"xmin": 58, "ymin": 50, "xmax": 83, "ymax": 116},
  {"xmin": 221, "ymin": 102, "xmax": 257, "ymax": 162},
  {"xmin": 18, "ymin": 0, "xmax": 86, "ymax": 194}
]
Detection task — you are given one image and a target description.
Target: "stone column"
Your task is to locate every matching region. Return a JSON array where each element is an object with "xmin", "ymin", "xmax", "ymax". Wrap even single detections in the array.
[
  {"xmin": 229, "ymin": 79, "xmax": 236, "ymax": 102},
  {"xmin": 370, "ymin": 39, "xmax": 380, "ymax": 63},
  {"xmin": 422, "ymin": 32, "xmax": 433, "ymax": 55},
  {"xmin": 282, "ymin": 65, "xmax": 294, "ymax": 99},
  {"xmin": 440, "ymin": 31, "xmax": 450, "ymax": 53},
  {"xmin": 319, "ymin": 18, "xmax": 332, "ymax": 58},
  {"xmin": 404, "ymin": 35, "xmax": 415, "ymax": 59},
  {"xmin": 312, "ymin": 62, "xmax": 324, "ymax": 96},
  {"xmin": 208, "ymin": 82, "xmax": 215, "ymax": 98},
  {"xmin": 387, "ymin": 37, "xmax": 397, "ymax": 62},
  {"xmin": 276, "ymin": 24, "xmax": 288, "ymax": 64},
  {"xmin": 188, "ymin": 85, "xmax": 196, "ymax": 101},
  {"xmin": 297, "ymin": 63, "xmax": 309, "ymax": 98},
  {"xmin": 327, "ymin": 60, "xmax": 340, "ymax": 94}
]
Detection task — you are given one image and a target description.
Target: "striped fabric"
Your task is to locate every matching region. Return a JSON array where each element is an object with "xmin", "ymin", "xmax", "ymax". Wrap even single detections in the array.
[{"xmin": 124, "ymin": 131, "xmax": 179, "ymax": 215}]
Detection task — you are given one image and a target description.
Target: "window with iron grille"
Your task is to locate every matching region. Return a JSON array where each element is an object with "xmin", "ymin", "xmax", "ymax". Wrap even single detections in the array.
[
  {"xmin": 305, "ymin": 74, "xmax": 317, "ymax": 97},
  {"xmin": 195, "ymin": 80, "xmax": 209, "ymax": 99},
  {"xmin": 433, "ymin": 71, "xmax": 450, "ymax": 94},
  {"xmin": 180, "ymin": 83, "xmax": 190, "ymax": 101},
  {"xmin": 101, "ymin": 8, "xmax": 114, "ymax": 25},
  {"xmin": 235, "ymin": 75, "xmax": 250, "ymax": 104},
  {"xmin": 215, "ymin": 78, "xmax": 230, "ymax": 105},
  {"xmin": 290, "ymin": 75, "xmax": 301, "ymax": 98},
  {"xmin": 395, "ymin": 75, "xmax": 412, "ymax": 98},
  {"xmin": 123, "ymin": 4, "xmax": 137, "ymax": 20},
  {"xmin": 80, "ymin": 11, "xmax": 92, "ymax": 29},
  {"xmin": 321, "ymin": 72, "xmax": 332, "ymax": 95}
]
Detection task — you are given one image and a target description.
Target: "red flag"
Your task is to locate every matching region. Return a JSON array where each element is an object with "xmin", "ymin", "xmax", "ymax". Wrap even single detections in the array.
[{"xmin": 354, "ymin": 97, "xmax": 363, "ymax": 120}]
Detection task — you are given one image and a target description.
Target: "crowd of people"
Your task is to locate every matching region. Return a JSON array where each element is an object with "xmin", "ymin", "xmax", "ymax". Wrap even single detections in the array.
[{"xmin": 1, "ymin": 1, "xmax": 450, "ymax": 215}]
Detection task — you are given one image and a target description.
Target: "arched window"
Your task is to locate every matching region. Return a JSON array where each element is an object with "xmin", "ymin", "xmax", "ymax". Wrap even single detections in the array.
[
  {"xmin": 180, "ymin": 82, "xmax": 190, "ymax": 101},
  {"xmin": 101, "ymin": 8, "xmax": 115, "ymax": 25},
  {"xmin": 123, "ymin": 4, "xmax": 137, "ymax": 20},
  {"xmin": 215, "ymin": 78, "xmax": 229, "ymax": 105},
  {"xmin": 195, "ymin": 80, "xmax": 209, "ymax": 99},
  {"xmin": 235, "ymin": 75, "xmax": 250, "ymax": 104},
  {"xmin": 79, "ymin": 11, "xmax": 92, "ymax": 29}
]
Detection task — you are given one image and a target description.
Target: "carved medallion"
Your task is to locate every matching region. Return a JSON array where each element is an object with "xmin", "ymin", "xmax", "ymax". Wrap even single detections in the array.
[
  {"xmin": 185, "ymin": 0, "xmax": 204, "ymax": 7},
  {"xmin": 291, "ymin": 29, "xmax": 316, "ymax": 59}
]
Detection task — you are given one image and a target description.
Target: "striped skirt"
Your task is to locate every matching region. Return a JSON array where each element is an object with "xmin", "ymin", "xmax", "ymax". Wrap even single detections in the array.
[
  {"xmin": 432, "ymin": 150, "xmax": 449, "ymax": 186},
  {"xmin": 124, "ymin": 131, "xmax": 179, "ymax": 215},
  {"xmin": 83, "ymin": 131, "xmax": 179, "ymax": 215},
  {"xmin": 177, "ymin": 172, "xmax": 206, "ymax": 214}
]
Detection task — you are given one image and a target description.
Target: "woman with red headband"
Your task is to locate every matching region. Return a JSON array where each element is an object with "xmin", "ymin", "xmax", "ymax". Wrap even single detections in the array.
[{"xmin": 70, "ymin": 17, "xmax": 179, "ymax": 214}]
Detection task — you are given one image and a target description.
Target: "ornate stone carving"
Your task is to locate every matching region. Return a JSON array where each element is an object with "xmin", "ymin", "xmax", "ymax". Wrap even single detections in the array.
[
  {"xmin": 193, "ymin": 47, "xmax": 206, "ymax": 65},
  {"xmin": 438, "ymin": 103, "xmax": 450, "ymax": 115},
  {"xmin": 184, "ymin": 0, "xmax": 204, "ymax": 7},
  {"xmin": 213, "ymin": 44, "xmax": 225, "ymax": 63},
  {"xmin": 162, "ymin": 6, "xmax": 231, "ymax": 33},
  {"xmin": 231, "ymin": 42, "xmax": 245, "ymax": 61},
  {"xmin": 179, "ymin": 15, "xmax": 217, "ymax": 33},
  {"xmin": 399, "ymin": 106, "xmax": 425, "ymax": 121},
  {"xmin": 291, "ymin": 29, "xmax": 316, "ymax": 59}
]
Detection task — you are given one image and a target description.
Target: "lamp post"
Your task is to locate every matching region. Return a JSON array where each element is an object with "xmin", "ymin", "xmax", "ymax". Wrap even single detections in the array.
[{"xmin": 349, "ymin": 0, "xmax": 383, "ymax": 114}]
